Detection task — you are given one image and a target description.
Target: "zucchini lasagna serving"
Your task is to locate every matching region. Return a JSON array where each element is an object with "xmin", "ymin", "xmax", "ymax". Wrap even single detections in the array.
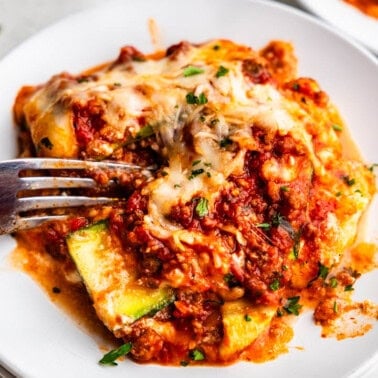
[{"xmin": 13, "ymin": 39, "xmax": 377, "ymax": 365}]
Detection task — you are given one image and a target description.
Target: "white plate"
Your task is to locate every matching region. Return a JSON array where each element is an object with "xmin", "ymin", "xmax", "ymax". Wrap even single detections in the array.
[
  {"xmin": 297, "ymin": 0, "xmax": 378, "ymax": 54},
  {"xmin": 0, "ymin": 0, "xmax": 377, "ymax": 377}
]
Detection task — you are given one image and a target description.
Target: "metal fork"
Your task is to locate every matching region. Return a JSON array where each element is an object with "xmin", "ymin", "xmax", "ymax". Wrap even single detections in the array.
[{"xmin": 0, "ymin": 158, "xmax": 154, "ymax": 234}]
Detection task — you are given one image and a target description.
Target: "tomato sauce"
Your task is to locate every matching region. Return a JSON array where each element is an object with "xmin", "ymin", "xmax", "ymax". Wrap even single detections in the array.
[{"xmin": 344, "ymin": 0, "xmax": 378, "ymax": 19}]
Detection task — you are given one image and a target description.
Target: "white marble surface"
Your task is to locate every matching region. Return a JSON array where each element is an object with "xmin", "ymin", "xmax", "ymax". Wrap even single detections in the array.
[
  {"xmin": 0, "ymin": 0, "xmax": 300, "ymax": 59},
  {"xmin": 0, "ymin": 1, "xmax": 376, "ymax": 377}
]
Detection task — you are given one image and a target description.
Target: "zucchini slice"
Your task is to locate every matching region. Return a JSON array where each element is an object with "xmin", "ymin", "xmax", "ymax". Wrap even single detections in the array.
[
  {"xmin": 66, "ymin": 221, "xmax": 174, "ymax": 332},
  {"xmin": 219, "ymin": 299, "xmax": 276, "ymax": 360}
]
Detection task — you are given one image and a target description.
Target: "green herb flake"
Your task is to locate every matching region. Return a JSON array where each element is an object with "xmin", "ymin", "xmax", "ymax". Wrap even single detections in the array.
[
  {"xmin": 195, "ymin": 197, "xmax": 209, "ymax": 217},
  {"xmin": 256, "ymin": 223, "xmax": 270, "ymax": 230},
  {"xmin": 269, "ymin": 278, "xmax": 280, "ymax": 291},
  {"xmin": 368, "ymin": 163, "xmax": 378, "ymax": 172},
  {"xmin": 280, "ymin": 186, "xmax": 289, "ymax": 192},
  {"xmin": 276, "ymin": 308, "xmax": 284, "ymax": 317},
  {"xmin": 136, "ymin": 125, "xmax": 154, "ymax": 139},
  {"xmin": 161, "ymin": 171, "xmax": 168, "ymax": 177},
  {"xmin": 174, "ymin": 184, "xmax": 182, "ymax": 189},
  {"xmin": 333, "ymin": 301, "xmax": 338, "ymax": 313},
  {"xmin": 343, "ymin": 175, "xmax": 356, "ymax": 186},
  {"xmin": 282, "ymin": 264, "xmax": 288, "ymax": 271},
  {"xmin": 244, "ymin": 314, "xmax": 252, "ymax": 322},
  {"xmin": 77, "ymin": 77, "xmax": 89, "ymax": 83},
  {"xmin": 318, "ymin": 263, "xmax": 329, "ymax": 280},
  {"xmin": 99, "ymin": 342, "xmax": 132, "ymax": 366},
  {"xmin": 216, "ymin": 65, "xmax": 229, "ymax": 78},
  {"xmin": 220, "ymin": 137, "xmax": 232, "ymax": 148},
  {"xmin": 183, "ymin": 65, "xmax": 205, "ymax": 77},
  {"xmin": 335, "ymin": 191, "xmax": 342, "ymax": 197},
  {"xmin": 345, "ymin": 284, "xmax": 354, "ymax": 292},
  {"xmin": 292, "ymin": 82, "xmax": 300, "ymax": 91},
  {"xmin": 192, "ymin": 159, "xmax": 202, "ymax": 166},
  {"xmin": 40, "ymin": 137, "xmax": 54, "ymax": 150},
  {"xmin": 186, "ymin": 92, "xmax": 197, "ymax": 104},
  {"xmin": 329, "ymin": 277, "xmax": 338, "ymax": 288},
  {"xmin": 283, "ymin": 296, "xmax": 302, "ymax": 316},
  {"xmin": 189, "ymin": 168, "xmax": 205, "ymax": 180},
  {"xmin": 186, "ymin": 92, "xmax": 208, "ymax": 105},
  {"xmin": 272, "ymin": 213, "xmax": 285, "ymax": 227},
  {"xmin": 332, "ymin": 124, "xmax": 343, "ymax": 132},
  {"xmin": 190, "ymin": 349, "xmax": 205, "ymax": 361},
  {"xmin": 198, "ymin": 92, "xmax": 208, "ymax": 105},
  {"xmin": 113, "ymin": 82, "xmax": 122, "ymax": 87},
  {"xmin": 224, "ymin": 273, "xmax": 238, "ymax": 288}
]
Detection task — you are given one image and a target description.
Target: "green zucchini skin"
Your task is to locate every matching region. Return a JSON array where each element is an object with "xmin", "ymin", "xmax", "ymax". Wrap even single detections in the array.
[{"xmin": 66, "ymin": 221, "xmax": 174, "ymax": 330}]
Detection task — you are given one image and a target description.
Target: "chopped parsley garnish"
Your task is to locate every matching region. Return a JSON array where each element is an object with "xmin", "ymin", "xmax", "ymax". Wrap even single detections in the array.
[
  {"xmin": 332, "ymin": 124, "xmax": 343, "ymax": 132},
  {"xmin": 343, "ymin": 175, "xmax": 356, "ymax": 186},
  {"xmin": 198, "ymin": 92, "xmax": 208, "ymax": 104},
  {"xmin": 174, "ymin": 184, "xmax": 182, "ymax": 189},
  {"xmin": 216, "ymin": 65, "xmax": 229, "ymax": 78},
  {"xmin": 280, "ymin": 186, "xmax": 289, "ymax": 192},
  {"xmin": 224, "ymin": 273, "xmax": 239, "ymax": 288},
  {"xmin": 189, "ymin": 168, "xmax": 205, "ymax": 179},
  {"xmin": 40, "ymin": 137, "xmax": 54, "ymax": 150},
  {"xmin": 292, "ymin": 230, "xmax": 302, "ymax": 259},
  {"xmin": 192, "ymin": 159, "xmax": 201, "ymax": 166},
  {"xmin": 329, "ymin": 277, "xmax": 338, "ymax": 288},
  {"xmin": 190, "ymin": 349, "xmax": 205, "ymax": 361},
  {"xmin": 195, "ymin": 197, "xmax": 209, "ymax": 217},
  {"xmin": 368, "ymin": 163, "xmax": 378, "ymax": 172},
  {"xmin": 283, "ymin": 296, "xmax": 302, "ymax": 316},
  {"xmin": 269, "ymin": 278, "xmax": 280, "ymax": 291},
  {"xmin": 318, "ymin": 263, "xmax": 329, "ymax": 280},
  {"xmin": 161, "ymin": 171, "xmax": 168, "ymax": 177},
  {"xmin": 244, "ymin": 314, "xmax": 252, "ymax": 322},
  {"xmin": 136, "ymin": 125, "xmax": 154, "ymax": 139},
  {"xmin": 77, "ymin": 77, "xmax": 89, "ymax": 83},
  {"xmin": 220, "ymin": 137, "xmax": 232, "ymax": 148},
  {"xmin": 183, "ymin": 65, "xmax": 205, "ymax": 77},
  {"xmin": 345, "ymin": 284, "xmax": 354, "ymax": 292},
  {"xmin": 333, "ymin": 301, "xmax": 338, "ymax": 313},
  {"xmin": 186, "ymin": 92, "xmax": 197, "ymax": 104},
  {"xmin": 292, "ymin": 82, "xmax": 300, "ymax": 91},
  {"xmin": 256, "ymin": 223, "xmax": 270, "ymax": 230},
  {"xmin": 271, "ymin": 212, "xmax": 285, "ymax": 227},
  {"xmin": 99, "ymin": 342, "xmax": 132, "ymax": 366},
  {"xmin": 186, "ymin": 92, "xmax": 208, "ymax": 105},
  {"xmin": 113, "ymin": 82, "xmax": 122, "ymax": 87}
]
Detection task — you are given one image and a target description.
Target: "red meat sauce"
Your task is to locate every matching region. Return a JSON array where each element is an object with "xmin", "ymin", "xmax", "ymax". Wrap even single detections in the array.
[{"xmin": 13, "ymin": 124, "xmax": 343, "ymax": 364}]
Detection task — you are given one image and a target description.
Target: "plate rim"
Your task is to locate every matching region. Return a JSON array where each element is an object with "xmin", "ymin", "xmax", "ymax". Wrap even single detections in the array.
[{"xmin": 0, "ymin": 0, "xmax": 377, "ymax": 377}]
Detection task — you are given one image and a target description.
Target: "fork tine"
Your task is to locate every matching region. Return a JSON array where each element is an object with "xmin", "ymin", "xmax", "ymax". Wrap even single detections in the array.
[
  {"xmin": 10, "ymin": 158, "xmax": 155, "ymax": 172},
  {"xmin": 16, "ymin": 215, "xmax": 70, "ymax": 231},
  {"xmin": 16, "ymin": 196, "xmax": 117, "ymax": 212},
  {"xmin": 20, "ymin": 177, "xmax": 96, "ymax": 190}
]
